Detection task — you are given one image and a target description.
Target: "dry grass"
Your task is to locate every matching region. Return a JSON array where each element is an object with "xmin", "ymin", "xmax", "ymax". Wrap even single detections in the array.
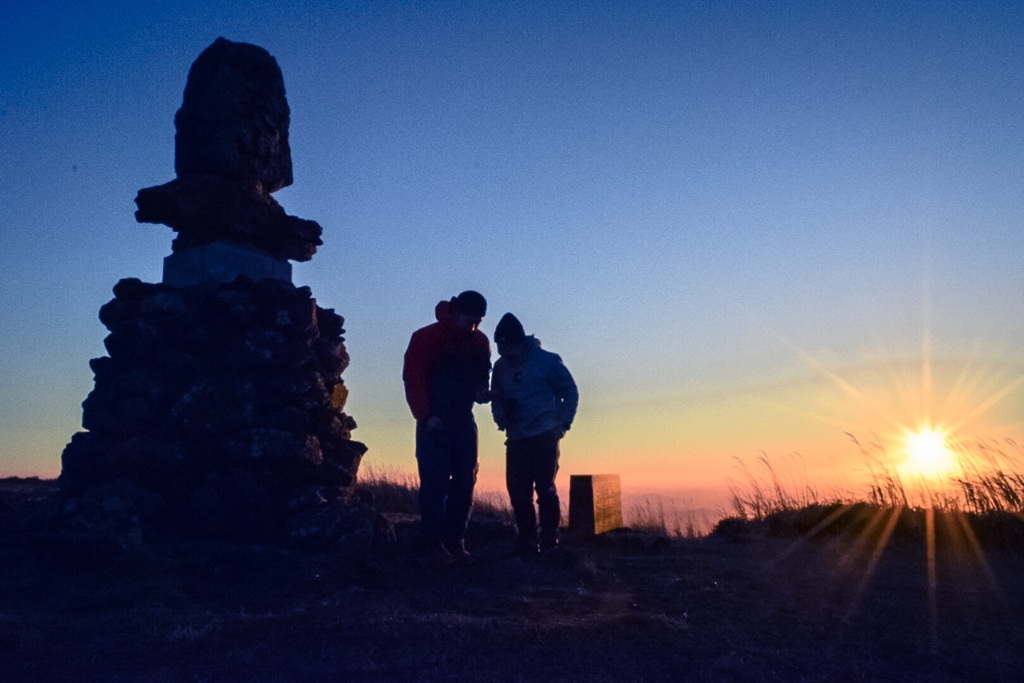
[
  {"xmin": 357, "ymin": 436, "xmax": 1024, "ymax": 541},
  {"xmin": 727, "ymin": 452, "xmax": 840, "ymax": 522},
  {"xmin": 361, "ymin": 466, "xmax": 711, "ymax": 537},
  {"xmin": 627, "ymin": 497, "xmax": 711, "ymax": 538},
  {"xmin": 359, "ymin": 435, "xmax": 1024, "ymax": 542},
  {"xmin": 723, "ymin": 436, "xmax": 1024, "ymax": 525},
  {"xmin": 355, "ymin": 464, "xmax": 421, "ymax": 514},
  {"xmin": 357, "ymin": 464, "xmax": 515, "ymax": 525},
  {"xmin": 851, "ymin": 433, "xmax": 1024, "ymax": 514}
]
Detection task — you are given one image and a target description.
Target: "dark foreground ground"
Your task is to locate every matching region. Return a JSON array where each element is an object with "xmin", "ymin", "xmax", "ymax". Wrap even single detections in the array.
[{"xmin": 1, "ymin": 478, "xmax": 1023, "ymax": 682}]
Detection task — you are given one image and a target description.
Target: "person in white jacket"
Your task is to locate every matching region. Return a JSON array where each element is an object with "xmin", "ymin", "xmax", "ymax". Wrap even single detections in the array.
[{"xmin": 490, "ymin": 312, "xmax": 579, "ymax": 554}]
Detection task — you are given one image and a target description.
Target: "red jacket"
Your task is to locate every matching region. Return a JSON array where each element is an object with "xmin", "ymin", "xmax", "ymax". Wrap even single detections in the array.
[{"xmin": 403, "ymin": 300, "xmax": 491, "ymax": 423}]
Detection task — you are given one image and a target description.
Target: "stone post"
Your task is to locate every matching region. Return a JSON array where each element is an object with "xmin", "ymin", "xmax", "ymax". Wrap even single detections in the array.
[{"xmin": 569, "ymin": 474, "xmax": 624, "ymax": 535}]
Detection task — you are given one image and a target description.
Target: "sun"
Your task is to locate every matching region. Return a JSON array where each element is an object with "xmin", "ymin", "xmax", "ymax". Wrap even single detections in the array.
[{"xmin": 898, "ymin": 426, "xmax": 958, "ymax": 479}]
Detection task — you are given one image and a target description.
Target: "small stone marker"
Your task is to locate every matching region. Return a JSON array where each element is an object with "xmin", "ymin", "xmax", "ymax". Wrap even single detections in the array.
[{"xmin": 569, "ymin": 474, "xmax": 623, "ymax": 535}]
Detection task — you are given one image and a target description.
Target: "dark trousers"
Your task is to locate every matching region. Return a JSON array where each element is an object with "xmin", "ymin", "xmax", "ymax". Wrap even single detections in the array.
[
  {"xmin": 416, "ymin": 419, "xmax": 479, "ymax": 548},
  {"xmin": 505, "ymin": 431, "xmax": 561, "ymax": 542}
]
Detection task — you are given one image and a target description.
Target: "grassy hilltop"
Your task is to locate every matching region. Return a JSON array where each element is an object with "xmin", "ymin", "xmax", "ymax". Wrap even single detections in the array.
[{"xmin": 1, "ymin": 465, "xmax": 1023, "ymax": 682}]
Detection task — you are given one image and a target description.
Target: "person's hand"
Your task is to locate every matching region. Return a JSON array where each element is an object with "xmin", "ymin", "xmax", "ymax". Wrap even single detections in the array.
[
  {"xmin": 474, "ymin": 387, "xmax": 491, "ymax": 404},
  {"xmin": 425, "ymin": 416, "xmax": 444, "ymax": 432}
]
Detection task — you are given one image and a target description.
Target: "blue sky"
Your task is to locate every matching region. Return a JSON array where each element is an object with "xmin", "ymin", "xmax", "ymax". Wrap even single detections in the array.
[{"xmin": 2, "ymin": 1, "xmax": 1022, "ymax": 498}]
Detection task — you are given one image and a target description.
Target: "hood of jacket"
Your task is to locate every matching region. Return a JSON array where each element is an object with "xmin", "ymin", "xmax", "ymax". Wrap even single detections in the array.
[
  {"xmin": 501, "ymin": 335, "xmax": 541, "ymax": 365},
  {"xmin": 434, "ymin": 299, "xmax": 454, "ymax": 324}
]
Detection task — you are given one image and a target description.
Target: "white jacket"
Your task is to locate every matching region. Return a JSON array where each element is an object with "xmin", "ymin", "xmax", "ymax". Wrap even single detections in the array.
[{"xmin": 490, "ymin": 337, "xmax": 579, "ymax": 440}]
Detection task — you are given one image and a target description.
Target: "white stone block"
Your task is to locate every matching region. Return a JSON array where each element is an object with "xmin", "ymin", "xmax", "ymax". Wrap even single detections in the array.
[{"xmin": 163, "ymin": 241, "xmax": 291, "ymax": 287}]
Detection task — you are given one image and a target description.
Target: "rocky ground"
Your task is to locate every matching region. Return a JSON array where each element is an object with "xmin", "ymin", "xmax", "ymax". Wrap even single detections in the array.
[{"xmin": 1, "ymin": 477, "xmax": 1022, "ymax": 682}]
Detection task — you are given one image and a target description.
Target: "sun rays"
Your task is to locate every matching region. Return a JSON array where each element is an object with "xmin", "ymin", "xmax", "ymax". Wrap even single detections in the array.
[
  {"xmin": 724, "ymin": 299, "xmax": 1024, "ymax": 660},
  {"xmin": 728, "ymin": 283, "xmax": 1024, "ymax": 495},
  {"xmin": 759, "ymin": 501, "xmax": 1018, "ymax": 660}
]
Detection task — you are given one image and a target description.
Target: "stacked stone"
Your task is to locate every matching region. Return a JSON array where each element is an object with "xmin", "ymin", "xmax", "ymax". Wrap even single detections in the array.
[
  {"xmin": 60, "ymin": 277, "xmax": 368, "ymax": 542},
  {"xmin": 58, "ymin": 38, "xmax": 376, "ymax": 547}
]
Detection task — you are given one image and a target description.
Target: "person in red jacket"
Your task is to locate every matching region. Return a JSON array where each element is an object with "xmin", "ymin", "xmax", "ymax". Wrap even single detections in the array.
[{"xmin": 403, "ymin": 290, "xmax": 491, "ymax": 563}]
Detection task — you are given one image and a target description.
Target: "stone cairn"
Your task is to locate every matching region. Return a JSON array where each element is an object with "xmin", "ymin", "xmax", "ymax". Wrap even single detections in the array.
[{"xmin": 60, "ymin": 38, "xmax": 374, "ymax": 548}]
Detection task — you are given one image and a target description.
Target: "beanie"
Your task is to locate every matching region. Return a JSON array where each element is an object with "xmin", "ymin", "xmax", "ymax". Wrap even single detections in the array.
[
  {"xmin": 452, "ymin": 290, "xmax": 487, "ymax": 318},
  {"xmin": 494, "ymin": 312, "xmax": 526, "ymax": 345}
]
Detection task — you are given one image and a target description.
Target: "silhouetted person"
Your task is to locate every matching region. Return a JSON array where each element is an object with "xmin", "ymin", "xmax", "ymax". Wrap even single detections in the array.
[
  {"xmin": 403, "ymin": 291, "xmax": 491, "ymax": 563},
  {"xmin": 490, "ymin": 312, "xmax": 578, "ymax": 556}
]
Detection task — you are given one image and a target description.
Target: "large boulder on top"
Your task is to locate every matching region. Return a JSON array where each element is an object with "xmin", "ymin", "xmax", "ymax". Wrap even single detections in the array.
[{"xmin": 134, "ymin": 37, "xmax": 323, "ymax": 262}]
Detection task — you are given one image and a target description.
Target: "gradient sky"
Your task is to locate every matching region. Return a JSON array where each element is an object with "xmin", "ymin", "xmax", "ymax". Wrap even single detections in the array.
[{"xmin": 2, "ymin": 1, "xmax": 1022, "ymax": 503}]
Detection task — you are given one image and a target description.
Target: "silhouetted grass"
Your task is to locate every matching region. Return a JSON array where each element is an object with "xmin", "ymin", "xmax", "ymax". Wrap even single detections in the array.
[
  {"xmin": 627, "ymin": 497, "xmax": 710, "ymax": 538},
  {"xmin": 361, "ymin": 466, "xmax": 714, "ymax": 538},
  {"xmin": 356, "ymin": 464, "xmax": 421, "ymax": 514},
  {"xmin": 953, "ymin": 438, "xmax": 1024, "ymax": 513},
  {"xmin": 357, "ymin": 464, "xmax": 514, "ymax": 525},
  {"xmin": 363, "ymin": 435, "xmax": 1024, "ymax": 541},
  {"xmin": 725, "ymin": 435, "xmax": 1024, "ymax": 525},
  {"xmin": 727, "ymin": 452, "xmax": 836, "ymax": 521},
  {"xmin": 851, "ymin": 433, "xmax": 1024, "ymax": 514}
]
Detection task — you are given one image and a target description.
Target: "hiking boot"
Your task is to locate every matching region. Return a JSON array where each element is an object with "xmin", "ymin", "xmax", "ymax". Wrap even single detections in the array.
[
  {"xmin": 443, "ymin": 540, "xmax": 471, "ymax": 563},
  {"xmin": 540, "ymin": 534, "xmax": 559, "ymax": 552}
]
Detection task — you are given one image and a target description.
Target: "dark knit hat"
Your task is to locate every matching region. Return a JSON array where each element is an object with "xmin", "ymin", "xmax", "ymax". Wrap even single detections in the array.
[
  {"xmin": 452, "ymin": 290, "xmax": 487, "ymax": 319},
  {"xmin": 494, "ymin": 312, "xmax": 526, "ymax": 345}
]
